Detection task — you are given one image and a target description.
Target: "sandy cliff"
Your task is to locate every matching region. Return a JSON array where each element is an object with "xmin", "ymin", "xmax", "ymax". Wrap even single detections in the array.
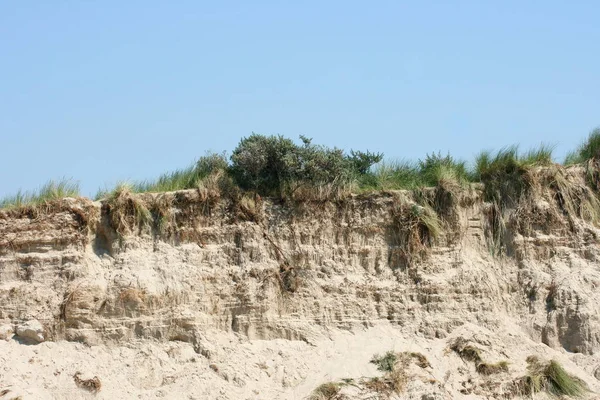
[{"xmin": 2, "ymin": 165, "xmax": 600, "ymax": 399}]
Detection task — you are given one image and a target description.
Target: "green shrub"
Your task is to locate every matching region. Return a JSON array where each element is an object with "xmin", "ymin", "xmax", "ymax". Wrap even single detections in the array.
[{"xmin": 230, "ymin": 134, "xmax": 381, "ymax": 198}]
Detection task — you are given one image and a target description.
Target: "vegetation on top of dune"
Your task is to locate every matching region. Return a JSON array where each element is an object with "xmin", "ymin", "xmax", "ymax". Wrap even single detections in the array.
[
  {"xmin": 565, "ymin": 128, "xmax": 600, "ymax": 165},
  {"xmin": 3, "ymin": 128, "xmax": 600, "ymax": 210},
  {"xmin": 0, "ymin": 179, "xmax": 80, "ymax": 210}
]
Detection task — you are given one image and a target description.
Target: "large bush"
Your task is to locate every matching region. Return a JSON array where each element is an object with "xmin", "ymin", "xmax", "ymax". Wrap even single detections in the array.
[{"xmin": 229, "ymin": 134, "xmax": 382, "ymax": 198}]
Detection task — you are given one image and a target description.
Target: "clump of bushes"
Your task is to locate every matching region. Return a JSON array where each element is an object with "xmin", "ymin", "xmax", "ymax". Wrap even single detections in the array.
[{"xmin": 230, "ymin": 134, "xmax": 382, "ymax": 200}]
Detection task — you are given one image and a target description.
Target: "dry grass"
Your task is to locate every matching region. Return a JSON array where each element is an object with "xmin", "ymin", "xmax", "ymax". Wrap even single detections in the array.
[
  {"xmin": 290, "ymin": 181, "xmax": 356, "ymax": 202},
  {"xmin": 149, "ymin": 193, "xmax": 174, "ymax": 235},
  {"xmin": 450, "ymin": 338, "xmax": 510, "ymax": 376},
  {"xmin": 104, "ymin": 183, "xmax": 152, "ymax": 236},
  {"xmin": 308, "ymin": 382, "xmax": 344, "ymax": 400},
  {"xmin": 406, "ymin": 352, "xmax": 431, "ymax": 369},
  {"xmin": 363, "ymin": 369, "xmax": 408, "ymax": 398},
  {"xmin": 364, "ymin": 350, "xmax": 429, "ymax": 398},
  {"xmin": 73, "ymin": 372, "xmax": 102, "ymax": 393},
  {"xmin": 388, "ymin": 194, "xmax": 442, "ymax": 270},
  {"xmin": 476, "ymin": 361, "xmax": 509, "ymax": 375}
]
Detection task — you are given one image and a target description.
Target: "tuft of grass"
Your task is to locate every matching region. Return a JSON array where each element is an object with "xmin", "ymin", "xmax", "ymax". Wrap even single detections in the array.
[
  {"xmin": 522, "ymin": 143, "xmax": 555, "ymax": 166},
  {"xmin": 476, "ymin": 360, "xmax": 509, "ymax": 375},
  {"xmin": 365, "ymin": 351, "xmax": 414, "ymax": 396},
  {"xmin": 360, "ymin": 153, "xmax": 471, "ymax": 192},
  {"xmin": 418, "ymin": 152, "xmax": 470, "ymax": 188},
  {"xmin": 388, "ymin": 196, "xmax": 443, "ymax": 270},
  {"xmin": 96, "ymin": 152, "xmax": 229, "ymax": 198},
  {"xmin": 361, "ymin": 160, "xmax": 421, "ymax": 191},
  {"xmin": 515, "ymin": 357, "xmax": 587, "ymax": 398},
  {"xmin": 133, "ymin": 163, "xmax": 200, "ymax": 193},
  {"xmin": 0, "ymin": 179, "xmax": 80, "ymax": 209},
  {"xmin": 544, "ymin": 360, "xmax": 587, "ymax": 397},
  {"xmin": 308, "ymin": 382, "xmax": 343, "ymax": 400},
  {"xmin": 565, "ymin": 127, "xmax": 600, "ymax": 165},
  {"xmin": 474, "ymin": 144, "xmax": 555, "ymax": 253},
  {"xmin": 450, "ymin": 338, "xmax": 483, "ymax": 364},
  {"xmin": 406, "ymin": 352, "xmax": 431, "ymax": 369},
  {"xmin": 410, "ymin": 203, "xmax": 442, "ymax": 242},
  {"xmin": 370, "ymin": 351, "xmax": 397, "ymax": 373},
  {"xmin": 105, "ymin": 183, "xmax": 152, "ymax": 236}
]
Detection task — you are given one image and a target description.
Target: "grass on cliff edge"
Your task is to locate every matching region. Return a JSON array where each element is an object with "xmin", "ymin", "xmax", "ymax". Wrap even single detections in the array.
[
  {"xmin": 0, "ymin": 179, "xmax": 80, "ymax": 209},
  {"xmin": 565, "ymin": 128, "xmax": 600, "ymax": 165},
  {"xmin": 6, "ymin": 129, "xmax": 600, "ymax": 209},
  {"xmin": 94, "ymin": 152, "xmax": 229, "ymax": 200}
]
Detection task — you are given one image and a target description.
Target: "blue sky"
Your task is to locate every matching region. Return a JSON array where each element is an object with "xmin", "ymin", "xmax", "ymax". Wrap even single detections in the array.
[{"xmin": 1, "ymin": 1, "xmax": 599, "ymax": 197}]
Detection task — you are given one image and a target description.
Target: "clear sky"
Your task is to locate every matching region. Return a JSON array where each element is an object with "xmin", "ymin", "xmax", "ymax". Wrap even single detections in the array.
[{"xmin": 1, "ymin": 1, "xmax": 599, "ymax": 198}]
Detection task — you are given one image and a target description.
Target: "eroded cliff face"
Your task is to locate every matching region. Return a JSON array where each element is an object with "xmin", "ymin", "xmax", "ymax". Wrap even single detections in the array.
[{"xmin": 2, "ymin": 165, "xmax": 600, "ymax": 399}]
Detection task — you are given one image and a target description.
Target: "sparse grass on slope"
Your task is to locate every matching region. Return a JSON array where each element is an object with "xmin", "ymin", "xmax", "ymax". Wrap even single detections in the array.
[{"xmin": 0, "ymin": 179, "xmax": 80, "ymax": 209}]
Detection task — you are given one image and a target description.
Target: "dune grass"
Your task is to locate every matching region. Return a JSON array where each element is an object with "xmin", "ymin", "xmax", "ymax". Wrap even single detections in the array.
[
  {"xmin": 474, "ymin": 144, "xmax": 555, "ymax": 207},
  {"xmin": 4, "ymin": 132, "xmax": 600, "ymax": 210},
  {"xmin": 565, "ymin": 128, "xmax": 600, "ymax": 165},
  {"xmin": 0, "ymin": 179, "xmax": 80, "ymax": 209},
  {"xmin": 359, "ymin": 152, "xmax": 471, "ymax": 192},
  {"xmin": 94, "ymin": 152, "xmax": 229, "ymax": 200},
  {"xmin": 516, "ymin": 357, "xmax": 587, "ymax": 397}
]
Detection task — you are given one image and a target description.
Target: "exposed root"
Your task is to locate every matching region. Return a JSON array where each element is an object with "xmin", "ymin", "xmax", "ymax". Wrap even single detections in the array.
[
  {"xmin": 388, "ymin": 193, "xmax": 442, "ymax": 270},
  {"xmin": 105, "ymin": 185, "xmax": 151, "ymax": 237}
]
